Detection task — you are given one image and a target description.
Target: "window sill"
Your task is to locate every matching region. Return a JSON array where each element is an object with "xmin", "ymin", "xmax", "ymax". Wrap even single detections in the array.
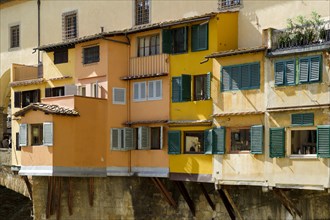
[
  {"xmin": 228, "ymin": 151, "xmax": 251, "ymax": 154},
  {"xmin": 289, "ymin": 154, "xmax": 317, "ymax": 159}
]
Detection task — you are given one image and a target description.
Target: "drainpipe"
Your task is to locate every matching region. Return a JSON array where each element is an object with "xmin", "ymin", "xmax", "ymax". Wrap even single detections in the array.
[{"xmin": 37, "ymin": 0, "xmax": 42, "ymax": 78}]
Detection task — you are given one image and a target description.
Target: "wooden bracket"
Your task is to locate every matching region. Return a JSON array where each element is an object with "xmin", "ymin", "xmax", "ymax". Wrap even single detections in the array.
[
  {"xmin": 199, "ymin": 183, "xmax": 215, "ymax": 211},
  {"xmin": 151, "ymin": 177, "xmax": 177, "ymax": 208},
  {"xmin": 67, "ymin": 177, "xmax": 73, "ymax": 215},
  {"xmin": 175, "ymin": 181, "xmax": 196, "ymax": 216},
  {"xmin": 217, "ymin": 188, "xmax": 243, "ymax": 220},
  {"xmin": 21, "ymin": 176, "xmax": 33, "ymax": 200},
  {"xmin": 88, "ymin": 177, "xmax": 94, "ymax": 207},
  {"xmin": 273, "ymin": 188, "xmax": 302, "ymax": 218}
]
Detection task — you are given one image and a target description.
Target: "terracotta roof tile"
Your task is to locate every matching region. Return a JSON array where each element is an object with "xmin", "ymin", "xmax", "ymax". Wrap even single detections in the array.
[
  {"xmin": 206, "ymin": 46, "xmax": 267, "ymax": 58},
  {"xmin": 10, "ymin": 78, "xmax": 45, "ymax": 87},
  {"xmin": 14, "ymin": 103, "xmax": 79, "ymax": 117}
]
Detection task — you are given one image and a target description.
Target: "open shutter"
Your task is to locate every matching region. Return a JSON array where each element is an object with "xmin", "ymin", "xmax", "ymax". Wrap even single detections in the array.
[
  {"xmin": 43, "ymin": 122, "xmax": 53, "ymax": 146},
  {"xmin": 172, "ymin": 77, "xmax": 181, "ymax": 102},
  {"xmin": 285, "ymin": 60, "xmax": 295, "ymax": 85},
  {"xmin": 231, "ymin": 66, "xmax": 240, "ymax": 90},
  {"xmin": 250, "ymin": 125, "xmax": 263, "ymax": 154},
  {"xmin": 168, "ymin": 130, "xmax": 181, "ymax": 154},
  {"xmin": 205, "ymin": 72, "xmax": 211, "ymax": 100},
  {"xmin": 64, "ymin": 84, "xmax": 77, "ymax": 96},
  {"xmin": 181, "ymin": 74, "xmax": 191, "ymax": 101},
  {"xmin": 222, "ymin": 67, "xmax": 231, "ymax": 91},
  {"xmin": 212, "ymin": 127, "xmax": 225, "ymax": 154},
  {"xmin": 162, "ymin": 29, "xmax": 172, "ymax": 54},
  {"xmin": 183, "ymin": 26, "xmax": 188, "ymax": 52},
  {"xmin": 45, "ymin": 88, "xmax": 52, "ymax": 97},
  {"xmin": 299, "ymin": 58, "xmax": 309, "ymax": 83},
  {"xmin": 138, "ymin": 126, "xmax": 150, "ymax": 150},
  {"xmin": 317, "ymin": 125, "xmax": 330, "ymax": 158},
  {"xmin": 275, "ymin": 62, "xmax": 284, "ymax": 85},
  {"xmin": 269, "ymin": 128, "xmax": 285, "ymax": 158},
  {"xmin": 124, "ymin": 128, "xmax": 134, "ymax": 150},
  {"xmin": 160, "ymin": 126, "xmax": 163, "ymax": 149},
  {"xmin": 250, "ymin": 63, "xmax": 260, "ymax": 88},
  {"xmin": 204, "ymin": 129, "xmax": 213, "ymax": 154},
  {"xmin": 111, "ymin": 128, "xmax": 121, "ymax": 150},
  {"xmin": 19, "ymin": 124, "xmax": 27, "ymax": 147},
  {"xmin": 14, "ymin": 91, "xmax": 21, "ymax": 108},
  {"xmin": 309, "ymin": 56, "xmax": 321, "ymax": 82},
  {"xmin": 241, "ymin": 65, "xmax": 250, "ymax": 89}
]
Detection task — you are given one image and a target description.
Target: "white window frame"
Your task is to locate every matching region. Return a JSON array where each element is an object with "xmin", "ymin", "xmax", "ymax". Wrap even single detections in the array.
[
  {"xmin": 148, "ymin": 80, "xmax": 162, "ymax": 100},
  {"xmin": 113, "ymin": 87, "xmax": 126, "ymax": 105},
  {"xmin": 111, "ymin": 128, "xmax": 134, "ymax": 151},
  {"xmin": 9, "ymin": 24, "xmax": 20, "ymax": 49},
  {"xmin": 78, "ymin": 85, "xmax": 86, "ymax": 96},
  {"xmin": 133, "ymin": 81, "xmax": 147, "ymax": 102},
  {"xmin": 287, "ymin": 126, "xmax": 317, "ymax": 158},
  {"xmin": 91, "ymin": 82, "xmax": 99, "ymax": 98}
]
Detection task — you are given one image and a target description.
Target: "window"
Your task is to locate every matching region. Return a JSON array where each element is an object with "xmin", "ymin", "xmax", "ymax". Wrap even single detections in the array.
[
  {"xmin": 111, "ymin": 128, "xmax": 134, "ymax": 150},
  {"xmin": 10, "ymin": 25, "xmax": 20, "ymax": 48},
  {"xmin": 91, "ymin": 82, "xmax": 99, "ymax": 98},
  {"xmin": 31, "ymin": 124, "xmax": 43, "ymax": 146},
  {"xmin": 148, "ymin": 80, "xmax": 162, "ymax": 100},
  {"xmin": 194, "ymin": 74, "xmax": 211, "ymax": 101},
  {"xmin": 138, "ymin": 35, "xmax": 160, "ymax": 57},
  {"xmin": 14, "ymin": 89, "xmax": 40, "ymax": 108},
  {"xmin": 185, "ymin": 131, "xmax": 205, "ymax": 153},
  {"xmin": 269, "ymin": 128, "xmax": 285, "ymax": 158},
  {"xmin": 218, "ymin": 0, "xmax": 241, "ymax": 10},
  {"xmin": 133, "ymin": 82, "xmax": 146, "ymax": 101},
  {"xmin": 16, "ymin": 132, "xmax": 20, "ymax": 151},
  {"xmin": 230, "ymin": 128, "xmax": 250, "ymax": 152},
  {"xmin": 191, "ymin": 23, "xmax": 208, "ymax": 51},
  {"xmin": 291, "ymin": 129, "xmax": 316, "ymax": 155},
  {"xmin": 162, "ymin": 27, "xmax": 188, "ymax": 54},
  {"xmin": 78, "ymin": 85, "xmax": 86, "ymax": 96},
  {"xmin": 299, "ymin": 56, "xmax": 321, "ymax": 83},
  {"xmin": 222, "ymin": 63, "xmax": 260, "ymax": 91},
  {"xmin": 19, "ymin": 122, "xmax": 53, "ymax": 147},
  {"xmin": 274, "ymin": 60, "xmax": 295, "ymax": 86},
  {"xmin": 83, "ymin": 46, "xmax": 99, "ymax": 64},
  {"xmin": 150, "ymin": 127, "xmax": 162, "ymax": 149},
  {"xmin": 135, "ymin": 0, "xmax": 150, "ymax": 25},
  {"xmin": 45, "ymin": 87, "xmax": 65, "ymax": 97},
  {"xmin": 291, "ymin": 113, "xmax": 314, "ymax": 126},
  {"xmin": 62, "ymin": 10, "xmax": 77, "ymax": 40},
  {"xmin": 113, "ymin": 88, "xmax": 126, "ymax": 104},
  {"xmin": 54, "ymin": 48, "xmax": 68, "ymax": 64}
]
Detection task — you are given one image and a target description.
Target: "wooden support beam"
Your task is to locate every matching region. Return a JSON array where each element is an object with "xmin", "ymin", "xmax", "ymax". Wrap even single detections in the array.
[
  {"xmin": 151, "ymin": 177, "xmax": 177, "ymax": 208},
  {"xmin": 46, "ymin": 177, "xmax": 52, "ymax": 219},
  {"xmin": 88, "ymin": 177, "xmax": 94, "ymax": 207},
  {"xmin": 21, "ymin": 176, "xmax": 33, "ymax": 200},
  {"xmin": 222, "ymin": 189, "xmax": 243, "ymax": 220},
  {"xmin": 50, "ymin": 177, "xmax": 56, "ymax": 216},
  {"xmin": 273, "ymin": 188, "xmax": 302, "ymax": 218},
  {"xmin": 56, "ymin": 177, "xmax": 62, "ymax": 220},
  {"xmin": 218, "ymin": 189, "xmax": 236, "ymax": 220},
  {"xmin": 199, "ymin": 183, "xmax": 215, "ymax": 211},
  {"xmin": 67, "ymin": 177, "xmax": 73, "ymax": 215},
  {"xmin": 175, "ymin": 181, "xmax": 195, "ymax": 216}
]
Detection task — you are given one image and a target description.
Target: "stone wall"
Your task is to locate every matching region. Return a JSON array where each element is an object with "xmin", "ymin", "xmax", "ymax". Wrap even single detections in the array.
[
  {"xmin": 31, "ymin": 176, "xmax": 330, "ymax": 220},
  {"xmin": 0, "ymin": 165, "xmax": 29, "ymax": 197}
]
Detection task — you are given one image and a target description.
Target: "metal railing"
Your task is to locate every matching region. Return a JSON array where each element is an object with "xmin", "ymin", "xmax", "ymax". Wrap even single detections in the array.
[{"xmin": 218, "ymin": 0, "xmax": 240, "ymax": 10}]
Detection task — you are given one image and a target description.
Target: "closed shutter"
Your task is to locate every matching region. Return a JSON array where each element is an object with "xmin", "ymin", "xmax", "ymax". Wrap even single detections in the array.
[
  {"xmin": 231, "ymin": 66, "xmax": 240, "ymax": 90},
  {"xmin": 222, "ymin": 67, "xmax": 231, "ymax": 91},
  {"xmin": 138, "ymin": 126, "xmax": 150, "ymax": 150},
  {"xmin": 181, "ymin": 74, "xmax": 191, "ymax": 101},
  {"xmin": 183, "ymin": 26, "xmax": 188, "ymax": 52},
  {"xmin": 162, "ymin": 29, "xmax": 172, "ymax": 54},
  {"xmin": 299, "ymin": 58, "xmax": 309, "ymax": 83},
  {"xmin": 291, "ymin": 114, "xmax": 303, "ymax": 126},
  {"xmin": 43, "ymin": 122, "xmax": 53, "ymax": 146},
  {"xmin": 111, "ymin": 128, "xmax": 120, "ymax": 150},
  {"xmin": 205, "ymin": 72, "xmax": 211, "ymax": 100},
  {"xmin": 168, "ymin": 130, "xmax": 181, "ymax": 154},
  {"xmin": 172, "ymin": 77, "xmax": 182, "ymax": 102},
  {"xmin": 19, "ymin": 124, "xmax": 27, "ymax": 147},
  {"xmin": 302, "ymin": 113, "xmax": 314, "ymax": 126},
  {"xmin": 64, "ymin": 84, "xmax": 77, "ymax": 96},
  {"xmin": 212, "ymin": 127, "xmax": 225, "ymax": 154},
  {"xmin": 160, "ymin": 126, "xmax": 163, "ymax": 149},
  {"xmin": 292, "ymin": 113, "xmax": 314, "ymax": 126},
  {"xmin": 250, "ymin": 63, "xmax": 260, "ymax": 88},
  {"xmin": 45, "ymin": 88, "xmax": 52, "ymax": 97},
  {"xmin": 317, "ymin": 125, "xmax": 330, "ymax": 158},
  {"xmin": 204, "ymin": 129, "xmax": 213, "ymax": 154},
  {"xmin": 113, "ymin": 88, "xmax": 126, "ymax": 104},
  {"xmin": 275, "ymin": 62, "xmax": 284, "ymax": 85},
  {"xmin": 14, "ymin": 91, "xmax": 21, "ymax": 108},
  {"xmin": 269, "ymin": 128, "xmax": 285, "ymax": 158},
  {"xmin": 250, "ymin": 125, "xmax": 263, "ymax": 154},
  {"xmin": 191, "ymin": 25, "xmax": 198, "ymax": 51},
  {"xmin": 285, "ymin": 60, "xmax": 295, "ymax": 85},
  {"xmin": 191, "ymin": 23, "xmax": 208, "ymax": 51},
  {"xmin": 241, "ymin": 65, "xmax": 250, "ymax": 89},
  {"xmin": 124, "ymin": 127, "xmax": 134, "ymax": 150},
  {"xmin": 309, "ymin": 56, "xmax": 321, "ymax": 82}
]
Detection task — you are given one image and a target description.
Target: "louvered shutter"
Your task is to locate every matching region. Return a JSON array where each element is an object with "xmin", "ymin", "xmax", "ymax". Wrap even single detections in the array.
[
  {"xmin": 205, "ymin": 72, "xmax": 211, "ymax": 100},
  {"xmin": 148, "ymin": 81, "xmax": 155, "ymax": 99},
  {"xmin": 309, "ymin": 56, "xmax": 321, "ymax": 82},
  {"xmin": 222, "ymin": 67, "xmax": 231, "ymax": 91},
  {"xmin": 111, "ymin": 128, "xmax": 120, "ymax": 150},
  {"xmin": 199, "ymin": 23, "xmax": 208, "ymax": 51},
  {"xmin": 113, "ymin": 88, "xmax": 126, "ymax": 104},
  {"xmin": 285, "ymin": 60, "xmax": 295, "ymax": 85},
  {"xmin": 231, "ymin": 66, "xmax": 240, "ymax": 90},
  {"xmin": 250, "ymin": 125, "xmax": 263, "ymax": 154},
  {"xmin": 291, "ymin": 114, "xmax": 303, "ymax": 126},
  {"xmin": 160, "ymin": 126, "xmax": 163, "ymax": 149},
  {"xmin": 181, "ymin": 74, "xmax": 191, "ymax": 101},
  {"xmin": 64, "ymin": 84, "xmax": 77, "ymax": 96},
  {"xmin": 133, "ymin": 83, "xmax": 139, "ymax": 100},
  {"xmin": 168, "ymin": 130, "xmax": 181, "ymax": 154},
  {"xmin": 172, "ymin": 77, "xmax": 182, "ymax": 102},
  {"xmin": 183, "ymin": 26, "xmax": 188, "ymax": 52},
  {"xmin": 269, "ymin": 128, "xmax": 285, "ymax": 158},
  {"xmin": 43, "ymin": 122, "xmax": 53, "ymax": 146},
  {"xmin": 204, "ymin": 129, "xmax": 213, "ymax": 154},
  {"xmin": 241, "ymin": 65, "xmax": 250, "ymax": 89},
  {"xmin": 275, "ymin": 62, "xmax": 284, "ymax": 85},
  {"xmin": 292, "ymin": 113, "xmax": 314, "ymax": 126},
  {"xmin": 155, "ymin": 80, "xmax": 162, "ymax": 99},
  {"xmin": 124, "ymin": 127, "xmax": 134, "ymax": 150},
  {"xmin": 140, "ymin": 82, "xmax": 146, "ymax": 100},
  {"xmin": 45, "ymin": 88, "xmax": 52, "ymax": 97},
  {"xmin": 14, "ymin": 91, "xmax": 21, "ymax": 108},
  {"xmin": 299, "ymin": 58, "xmax": 309, "ymax": 83},
  {"xmin": 317, "ymin": 125, "xmax": 330, "ymax": 158},
  {"xmin": 212, "ymin": 127, "xmax": 225, "ymax": 154},
  {"xmin": 162, "ymin": 29, "xmax": 172, "ymax": 54},
  {"xmin": 191, "ymin": 25, "xmax": 198, "ymax": 51},
  {"xmin": 250, "ymin": 63, "xmax": 260, "ymax": 88},
  {"xmin": 138, "ymin": 126, "xmax": 150, "ymax": 150},
  {"xmin": 19, "ymin": 124, "xmax": 27, "ymax": 147}
]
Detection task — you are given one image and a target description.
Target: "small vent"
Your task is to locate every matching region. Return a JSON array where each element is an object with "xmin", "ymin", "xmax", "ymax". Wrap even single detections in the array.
[{"xmin": 113, "ymin": 88, "xmax": 126, "ymax": 104}]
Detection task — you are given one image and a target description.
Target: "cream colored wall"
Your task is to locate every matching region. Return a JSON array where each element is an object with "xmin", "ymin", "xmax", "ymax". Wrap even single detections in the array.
[{"xmin": 238, "ymin": 0, "xmax": 330, "ymax": 48}]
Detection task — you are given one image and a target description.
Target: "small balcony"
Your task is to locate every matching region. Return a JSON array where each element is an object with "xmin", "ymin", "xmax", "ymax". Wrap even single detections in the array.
[
  {"xmin": 12, "ymin": 64, "xmax": 39, "ymax": 82},
  {"xmin": 271, "ymin": 20, "xmax": 330, "ymax": 51},
  {"xmin": 218, "ymin": 0, "xmax": 240, "ymax": 11},
  {"xmin": 128, "ymin": 54, "xmax": 169, "ymax": 79}
]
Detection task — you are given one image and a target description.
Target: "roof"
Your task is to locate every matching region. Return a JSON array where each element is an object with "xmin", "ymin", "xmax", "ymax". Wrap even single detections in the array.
[
  {"xmin": 212, "ymin": 111, "xmax": 265, "ymax": 117},
  {"xmin": 206, "ymin": 46, "xmax": 267, "ymax": 58},
  {"xmin": 10, "ymin": 78, "xmax": 45, "ymax": 87},
  {"xmin": 167, "ymin": 119, "xmax": 212, "ymax": 127},
  {"xmin": 14, "ymin": 103, "xmax": 79, "ymax": 117},
  {"xmin": 267, "ymin": 104, "xmax": 330, "ymax": 112},
  {"xmin": 121, "ymin": 73, "xmax": 168, "ymax": 80},
  {"xmin": 124, "ymin": 119, "xmax": 168, "ymax": 125},
  {"xmin": 38, "ymin": 12, "xmax": 223, "ymax": 51}
]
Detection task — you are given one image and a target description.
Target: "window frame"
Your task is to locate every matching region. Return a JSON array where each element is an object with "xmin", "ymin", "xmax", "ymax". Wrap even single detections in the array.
[
  {"xmin": 137, "ymin": 34, "xmax": 160, "ymax": 57},
  {"xmin": 191, "ymin": 23, "xmax": 208, "ymax": 52},
  {"xmin": 45, "ymin": 87, "xmax": 65, "ymax": 98},
  {"xmin": 135, "ymin": 0, "xmax": 150, "ymax": 26},
  {"xmin": 30, "ymin": 124, "xmax": 43, "ymax": 146},
  {"xmin": 112, "ymin": 87, "xmax": 126, "ymax": 105},
  {"xmin": 21, "ymin": 89, "xmax": 40, "ymax": 108},
  {"xmin": 287, "ymin": 126, "xmax": 317, "ymax": 158},
  {"xmin": 83, "ymin": 45, "xmax": 100, "ymax": 65},
  {"xmin": 148, "ymin": 80, "xmax": 162, "ymax": 100},
  {"xmin": 274, "ymin": 59, "xmax": 296, "ymax": 86},
  {"xmin": 54, "ymin": 48, "xmax": 69, "ymax": 64},
  {"xmin": 184, "ymin": 130, "xmax": 205, "ymax": 154},
  {"xmin": 62, "ymin": 10, "xmax": 78, "ymax": 40},
  {"xmin": 133, "ymin": 81, "xmax": 147, "ymax": 102},
  {"xmin": 9, "ymin": 24, "xmax": 20, "ymax": 49},
  {"xmin": 228, "ymin": 127, "xmax": 251, "ymax": 153},
  {"xmin": 298, "ymin": 55, "xmax": 322, "ymax": 84},
  {"xmin": 193, "ymin": 74, "xmax": 208, "ymax": 101}
]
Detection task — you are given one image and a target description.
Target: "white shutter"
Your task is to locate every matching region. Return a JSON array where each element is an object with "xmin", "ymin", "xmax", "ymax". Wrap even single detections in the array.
[
  {"xmin": 124, "ymin": 127, "xmax": 134, "ymax": 150},
  {"xmin": 19, "ymin": 124, "xmax": 27, "ymax": 147},
  {"xmin": 133, "ymin": 83, "xmax": 139, "ymax": 100},
  {"xmin": 138, "ymin": 126, "xmax": 150, "ymax": 150},
  {"xmin": 113, "ymin": 88, "xmax": 126, "ymax": 104},
  {"xmin": 95, "ymin": 81, "xmax": 99, "ymax": 98},
  {"xmin": 140, "ymin": 82, "xmax": 146, "ymax": 100},
  {"xmin": 111, "ymin": 128, "xmax": 121, "ymax": 150},
  {"xmin": 43, "ymin": 122, "xmax": 53, "ymax": 146},
  {"xmin": 148, "ymin": 81, "xmax": 155, "ymax": 99},
  {"xmin": 64, "ymin": 84, "xmax": 77, "ymax": 96},
  {"xmin": 160, "ymin": 126, "xmax": 163, "ymax": 149},
  {"xmin": 155, "ymin": 80, "xmax": 162, "ymax": 99}
]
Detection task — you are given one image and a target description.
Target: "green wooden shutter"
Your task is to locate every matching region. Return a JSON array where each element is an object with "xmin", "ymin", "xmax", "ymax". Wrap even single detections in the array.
[
  {"xmin": 198, "ymin": 23, "xmax": 208, "ymax": 51},
  {"xmin": 269, "ymin": 128, "xmax": 285, "ymax": 158},
  {"xmin": 204, "ymin": 129, "xmax": 213, "ymax": 154},
  {"xmin": 291, "ymin": 114, "xmax": 303, "ymax": 126},
  {"xmin": 45, "ymin": 88, "xmax": 52, "ymax": 97},
  {"xmin": 212, "ymin": 127, "xmax": 225, "ymax": 154},
  {"xmin": 302, "ymin": 113, "xmax": 314, "ymax": 126},
  {"xmin": 205, "ymin": 72, "xmax": 211, "ymax": 100},
  {"xmin": 43, "ymin": 122, "xmax": 53, "ymax": 146},
  {"xmin": 231, "ymin": 66, "xmax": 240, "ymax": 90},
  {"xmin": 241, "ymin": 65, "xmax": 250, "ymax": 89},
  {"xmin": 309, "ymin": 56, "xmax": 321, "ymax": 82},
  {"xmin": 172, "ymin": 77, "xmax": 182, "ymax": 102},
  {"xmin": 124, "ymin": 127, "xmax": 134, "ymax": 150},
  {"xmin": 285, "ymin": 60, "xmax": 295, "ymax": 85},
  {"xmin": 222, "ymin": 67, "xmax": 231, "ymax": 91},
  {"xmin": 250, "ymin": 125, "xmax": 263, "ymax": 154},
  {"xmin": 19, "ymin": 124, "xmax": 27, "ymax": 147},
  {"xmin": 317, "ymin": 125, "xmax": 330, "ymax": 158},
  {"xmin": 168, "ymin": 130, "xmax": 181, "ymax": 154},
  {"xmin": 138, "ymin": 126, "xmax": 151, "ymax": 150},
  {"xmin": 14, "ymin": 91, "xmax": 21, "ymax": 108},
  {"xmin": 183, "ymin": 26, "xmax": 188, "ymax": 52},
  {"xmin": 299, "ymin": 58, "xmax": 309, "ymax": 83},
  {"xmin": 250, "ymin": 63, "xmax": 260, "ymax": 88},
  {"xmin": 162, "ymin": 29, "xmax": 172, "ymax": 54},
  {"xmin": 275, "ymin": 62, "xmax": 284, "ymax": 85},
  {"xmin": 191, "ymin": 25, "xmax": 198, "ymax": 51},
  {"xmin": 181, "ymin": 74, "xmax": 191, "ymax": 101},
  {"xmin": 291, "ymin": 113, "xmax": 314, "ymax": 126}
]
